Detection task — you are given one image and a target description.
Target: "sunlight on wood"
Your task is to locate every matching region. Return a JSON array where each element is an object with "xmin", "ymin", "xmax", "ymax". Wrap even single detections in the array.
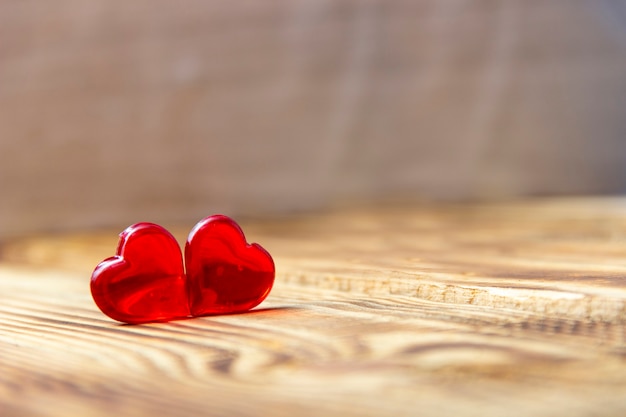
[{"xmin": 1, "ymin": 198, "xmax": 625, "ymax": 416}]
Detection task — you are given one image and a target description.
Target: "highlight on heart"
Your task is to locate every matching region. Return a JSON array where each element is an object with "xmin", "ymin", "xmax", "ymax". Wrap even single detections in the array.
[{"xmin": 90, "ymin": 215, "xmax": 275, "ymax": 324}]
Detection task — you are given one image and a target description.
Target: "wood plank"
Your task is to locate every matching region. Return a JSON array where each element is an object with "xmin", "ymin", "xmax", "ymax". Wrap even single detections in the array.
[{"xmin": 1, "ymin": 198, "xmax": 626, "ymax": 416}]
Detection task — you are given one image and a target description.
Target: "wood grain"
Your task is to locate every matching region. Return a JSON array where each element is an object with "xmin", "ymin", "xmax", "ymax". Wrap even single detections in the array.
[{"xmin": 1, "ymin": 198, "xmax": 626, "ymax": 416}]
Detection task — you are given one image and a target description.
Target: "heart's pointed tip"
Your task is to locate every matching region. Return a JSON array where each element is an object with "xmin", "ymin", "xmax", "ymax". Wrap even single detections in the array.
[{"xmin": 112, "ymin": 313, "xmax": 193, "ymax": 325}]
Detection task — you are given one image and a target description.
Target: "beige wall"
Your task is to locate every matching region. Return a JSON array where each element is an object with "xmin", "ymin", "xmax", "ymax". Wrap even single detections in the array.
[{"xmin": 2, "ymin": 0, "xmax": 626, "ymax": 237}]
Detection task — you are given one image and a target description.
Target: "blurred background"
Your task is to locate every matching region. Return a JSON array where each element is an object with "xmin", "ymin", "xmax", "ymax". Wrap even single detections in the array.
[{"xmin": 1, "ymin": 0, "xmax": 626, "ymax": 238}]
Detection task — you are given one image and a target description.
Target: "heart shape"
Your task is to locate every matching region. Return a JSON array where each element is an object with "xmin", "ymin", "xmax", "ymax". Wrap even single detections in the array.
[
  {"xmin": 90, "ymin": 215, "xmax": 275, "ymax": 324},
  {"xmin": 185, "ymin": 215, "xmax": 275, "ymax": 316},
  {"xmin": 90, "ymin": 223, "xmax": 189, "ymax": 324}
]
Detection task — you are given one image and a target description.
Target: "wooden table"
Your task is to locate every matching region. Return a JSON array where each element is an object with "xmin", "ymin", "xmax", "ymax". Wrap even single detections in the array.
[{"xmin": 1, "ymin": 198, "xmax": 625, "ymax": 416}]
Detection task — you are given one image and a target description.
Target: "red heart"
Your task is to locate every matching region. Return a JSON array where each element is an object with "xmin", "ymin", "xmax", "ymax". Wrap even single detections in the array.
[
  {"xmin": 90, "ymin": 216, "xmax": 275, "ymax": 323},
  {"xmin": 90, "ymin": 223, "xmax": 189, "ymax": 324},
  {"xmin": 185, "ymin": 215, "xmax": 275, "ymax": 316}
]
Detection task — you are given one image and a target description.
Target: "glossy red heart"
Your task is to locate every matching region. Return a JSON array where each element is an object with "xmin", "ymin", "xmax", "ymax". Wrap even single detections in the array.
[
  {"xmin": 90, "ymin": 223, "xmax": 189, "ymax": 324},
  {"xmin": 90, "ymin": 216, "xmax": 275, "ymax": 323},
  {"xmin": 185, "ymin": 215, "xmax": 275, "ymax": 316}
]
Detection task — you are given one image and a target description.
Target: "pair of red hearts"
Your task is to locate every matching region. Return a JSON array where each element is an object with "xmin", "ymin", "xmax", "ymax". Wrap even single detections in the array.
[{"xmin": 91, "ymin": 215, "xmax": 275, "ymax": 324}]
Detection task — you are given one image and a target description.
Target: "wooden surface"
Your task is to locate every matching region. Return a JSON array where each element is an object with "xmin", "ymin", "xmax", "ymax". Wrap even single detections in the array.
[{"xmin": 1, "ymin": 198, "xmax": 626, "ymax": 416}]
